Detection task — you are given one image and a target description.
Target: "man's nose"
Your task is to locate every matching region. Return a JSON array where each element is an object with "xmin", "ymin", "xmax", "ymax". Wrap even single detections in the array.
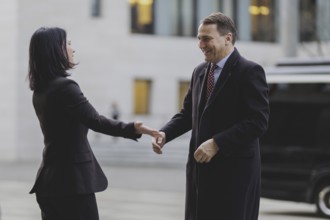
[{"xmin": 198, "ymin": 40, "xmax": 204, "ymax": 49}]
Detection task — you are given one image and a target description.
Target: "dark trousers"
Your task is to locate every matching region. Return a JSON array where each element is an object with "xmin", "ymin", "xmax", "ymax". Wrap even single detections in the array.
[{"xmin": 36, "ymin": 193, "xmax": 99, "ymax": 220}]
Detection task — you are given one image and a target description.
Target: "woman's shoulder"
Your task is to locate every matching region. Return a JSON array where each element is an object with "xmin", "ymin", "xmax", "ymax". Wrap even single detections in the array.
[
  {"xmin": 48, "ymin": 76, "xmax": 81, "ymax": 94},
  {"xmin": 52, "ymin": 76, "xmax": 77, "ymax": 85}
]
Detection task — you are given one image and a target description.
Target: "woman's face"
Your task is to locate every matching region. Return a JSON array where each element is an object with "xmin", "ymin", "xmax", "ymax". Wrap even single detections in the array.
[{"xmin": 66, "ymin": 40, "xmax": 75, "ymax": 65}]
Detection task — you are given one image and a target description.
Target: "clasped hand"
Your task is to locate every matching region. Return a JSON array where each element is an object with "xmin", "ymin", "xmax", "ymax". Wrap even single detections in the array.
[
  {"xmin": 151, "ymin": 131, "xmax": 166, "ymax": 154},
  {"xmin": 134, "ymin": 122, "xmax": 165, "ymax": 154}
]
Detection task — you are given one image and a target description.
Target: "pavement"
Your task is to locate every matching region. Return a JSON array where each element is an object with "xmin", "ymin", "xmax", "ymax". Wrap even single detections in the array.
[
  {"xmin": 0, "ymin": 160, "xmax": 328, "ymax": 220},
  {"xmin": 0, "ymin": 160, "xmax": 186, "ymax": 220},
  {"xmin": 0, "ymin": 161, "xmax": 184, "ymax": 220}
]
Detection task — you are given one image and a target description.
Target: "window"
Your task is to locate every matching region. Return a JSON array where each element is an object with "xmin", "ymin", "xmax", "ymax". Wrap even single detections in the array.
[
  {"xmin": 134, "ymin": 79, "xmax": 152, "ymax": 114},
  {"xmin": 129, "ymin": 0, "xmax": 225, "ymax": 37},
  {"xmin": 128, "ymin": 0, "xmax": 281, "ymax": 42},
  {"xmin": 299, "ymin": 0, "xmax": 317, "ymax": 42},
  {"xmin": 129, "ymin": 0, "xmax": 154, "ymax": 34},
  {"xmin": 178, "ymin": 81, "xmax": 190, "ymax": 111},
  {"xmin": 91, "ymin": 0, "xmax": 102, "ymax": 17},
  {"xmin": 249, "ymin": 0, "xmax": 277, "ymax": 42}
]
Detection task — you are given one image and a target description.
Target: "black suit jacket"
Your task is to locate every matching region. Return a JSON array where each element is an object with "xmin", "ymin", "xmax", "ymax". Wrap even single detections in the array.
[
  {"xmin": 161, "ymin": 48, "xmax": 269, "ymax": 220},
  {"xmin": 30, "ymin": 76, "xmax": 140, "ymax": 196}
]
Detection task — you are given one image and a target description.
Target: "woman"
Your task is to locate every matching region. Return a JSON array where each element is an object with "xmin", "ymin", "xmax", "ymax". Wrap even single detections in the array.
[{"xmin": 27, "ymin": 27, "xmax": 158, "ymax": 220}]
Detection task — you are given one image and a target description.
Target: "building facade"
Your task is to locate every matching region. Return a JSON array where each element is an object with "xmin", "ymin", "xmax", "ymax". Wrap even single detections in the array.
[{"xmin": 0, "ymin": 0, "xmax": 329, "ymax": 161}]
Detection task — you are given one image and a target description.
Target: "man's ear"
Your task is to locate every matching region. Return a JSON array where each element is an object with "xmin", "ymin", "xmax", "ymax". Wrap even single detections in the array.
[
  {"xmin": 224, "ymin": 33, "xmax": 232, "ymax": 46},
  {"xmin": 226, "ymin": 33, "xmax": 232, "ymax": 44}
]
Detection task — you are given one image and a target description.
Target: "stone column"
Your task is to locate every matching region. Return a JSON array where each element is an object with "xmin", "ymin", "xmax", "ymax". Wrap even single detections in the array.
[
  {"xmin": 154, "ymin": 0, "xmax": 178, "ymax": 36},
  {"xmin": 196, "ymin": 0, "xmax": 220, "ymax": 23},
  {"xmin": 237, "ymin": 0, "xmax": 251, "ymax": 41},
  {"xmin": 280, "ymin": 0, "xmax": 299, "ymax": 57},
  {"xmin": 181, "ymin": 0, "xmax": 194, "ymax": 36},
  {"xmin": 317, "ymin": 0, "xmax": 330, "ymax": 41},
  {"xmin": 0, "ymin": 0, "xmax": 18, "ymax": 161},
  {"xmin": 222, "ymin": 0, "xmax": 234, "ymax": 19}
]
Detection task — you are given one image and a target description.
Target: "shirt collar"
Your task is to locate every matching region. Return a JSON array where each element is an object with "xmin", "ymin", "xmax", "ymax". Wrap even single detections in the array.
[{"xmin": 213, "ymin": 50, "xmax": 234, "ymax": 69}]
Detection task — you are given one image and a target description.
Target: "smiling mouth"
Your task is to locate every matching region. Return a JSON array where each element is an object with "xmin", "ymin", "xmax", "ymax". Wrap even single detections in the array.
[{"xmin": 202, "ymin": 50, "xmax": 211, "ymax": 56}]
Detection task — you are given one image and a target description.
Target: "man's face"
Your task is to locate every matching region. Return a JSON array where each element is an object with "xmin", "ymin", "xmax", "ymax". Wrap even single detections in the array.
[{"xmin": 197, "ymin": 24, "xmax": 230, "ymax": 64}]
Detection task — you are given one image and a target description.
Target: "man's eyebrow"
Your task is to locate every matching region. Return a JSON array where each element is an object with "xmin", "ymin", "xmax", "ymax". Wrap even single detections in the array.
[{"xmin": 198, "ymin": 35, "xmax": 212, "ymax": 39}]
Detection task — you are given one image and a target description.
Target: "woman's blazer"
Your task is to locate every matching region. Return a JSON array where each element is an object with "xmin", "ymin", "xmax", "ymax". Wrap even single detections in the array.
[{"xmin": 30, "ymin": 76, "xmax": 140, "ymax": 196}]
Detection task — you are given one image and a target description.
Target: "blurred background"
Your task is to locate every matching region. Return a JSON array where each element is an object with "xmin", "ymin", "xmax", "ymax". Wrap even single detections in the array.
[
  {"xmin": 1, "ymin": 0, "xmax": 330, "ymax": 219},
  {"xmin": 1, "ymin": 0, "xmax": 330, "ymax": 163}
]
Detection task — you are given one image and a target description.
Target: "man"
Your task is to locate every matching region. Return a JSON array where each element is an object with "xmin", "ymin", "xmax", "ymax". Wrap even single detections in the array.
[{"xmin": 152, "ymin": 12, "xmax": 269, "ymax": 220}]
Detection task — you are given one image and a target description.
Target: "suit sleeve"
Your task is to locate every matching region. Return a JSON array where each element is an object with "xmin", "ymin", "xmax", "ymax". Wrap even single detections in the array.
[
  {"xmin": 59, "ymin": 79, "xmax": 141, "ymax": 140},
  {"xmin": 213, "ymin": 64, "xmax": 269, "ymax": 155},
  {"xmin": 160, "ymin": 71, "xmax": 195, "ymax": 142}
]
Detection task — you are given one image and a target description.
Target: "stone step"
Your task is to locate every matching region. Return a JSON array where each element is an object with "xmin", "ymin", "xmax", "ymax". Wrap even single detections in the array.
[{"xmin": 92, "ymin": 133, "xmax": 190, "ymax": 167}]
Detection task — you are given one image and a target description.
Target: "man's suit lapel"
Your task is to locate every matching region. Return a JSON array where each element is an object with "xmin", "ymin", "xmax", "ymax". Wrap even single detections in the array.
[
  {"xmin": 197, "ymin": 63, "xmax": 210, "ymax": 120},
  {"xmin": 205, "ymin": 48, "xmax": 240, "ymax": 108}
]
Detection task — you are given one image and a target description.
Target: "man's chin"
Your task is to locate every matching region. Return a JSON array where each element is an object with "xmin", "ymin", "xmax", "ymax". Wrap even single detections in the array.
[{"xmin": 204, "ymin": 57, "xmax": 210, "ymax": 62}]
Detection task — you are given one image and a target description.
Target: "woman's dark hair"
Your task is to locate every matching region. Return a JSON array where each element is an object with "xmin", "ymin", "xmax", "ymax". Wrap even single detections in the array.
[{"xmin": 28, "ymin": 27, "xmax": 76, "ymax": 91}]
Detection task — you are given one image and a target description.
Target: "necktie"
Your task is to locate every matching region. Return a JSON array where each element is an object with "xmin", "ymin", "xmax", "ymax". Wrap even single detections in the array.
[{"xmin": 206, "ymin": 64, "xmax": 218, "ymax": 98}]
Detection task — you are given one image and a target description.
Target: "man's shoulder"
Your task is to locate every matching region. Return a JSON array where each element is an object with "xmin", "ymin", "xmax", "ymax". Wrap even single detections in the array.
[
  {"xmin": 236, "ymin": 54, "xmax": 261, "ymax": 69},
  {"xmin": 192, "ymin": 61, "xmax": 208, "ymax": 76},
  {"xmin": 195, "ymin": 61, "xmax": 208, "ymax": 70},
  {"xmin": 227, "ymin": 48, "xmax": 260, "ymax": 68}
]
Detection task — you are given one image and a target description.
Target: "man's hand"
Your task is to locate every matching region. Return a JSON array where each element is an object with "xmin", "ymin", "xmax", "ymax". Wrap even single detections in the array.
[
  {"xmin": 194, "ymin": 138, "xmax": 219, "ymax": 163},
  {"xmin": 151, "ymin": 131, "xmax": 166, "ymax": 154}
]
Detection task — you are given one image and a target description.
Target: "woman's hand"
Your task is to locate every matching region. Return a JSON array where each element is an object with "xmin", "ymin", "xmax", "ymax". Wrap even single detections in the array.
[{"xmin": 134, "ymin": 121, "xmax": 161, "ymax": 137}]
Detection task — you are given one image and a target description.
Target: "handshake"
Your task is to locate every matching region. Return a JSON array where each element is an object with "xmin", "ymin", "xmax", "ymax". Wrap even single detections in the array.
[
  {"xmin": 133, "ymin": 121, "xmax": 165, "ymax": 155},
  {"xmin": 134, "ymin": 122, "xmax": 218, "ymax": 163}
]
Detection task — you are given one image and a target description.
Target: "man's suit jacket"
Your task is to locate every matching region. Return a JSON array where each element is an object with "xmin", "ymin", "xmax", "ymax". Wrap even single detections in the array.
[
  {"xmin": 161, "ymin": 48, "xmax": 269, "ymax": 220},
  {"xmin": 30, "ymin": 76, "xmax": 140, "ymax": 196}
]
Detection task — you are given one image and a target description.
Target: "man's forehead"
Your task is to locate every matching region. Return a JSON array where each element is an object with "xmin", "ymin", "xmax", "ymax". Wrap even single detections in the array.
[{"xmin": 197, "ymin": 24, "xmax": 218, "ymax": 37}]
